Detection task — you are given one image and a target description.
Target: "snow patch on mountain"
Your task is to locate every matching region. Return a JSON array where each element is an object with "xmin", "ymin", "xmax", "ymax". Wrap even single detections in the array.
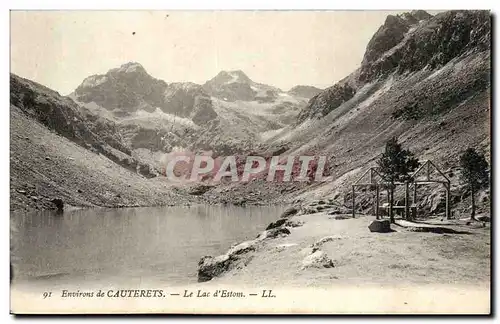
[{"xmin": 131, "ymin": 108, "xmax": 198, "ymax": 128}]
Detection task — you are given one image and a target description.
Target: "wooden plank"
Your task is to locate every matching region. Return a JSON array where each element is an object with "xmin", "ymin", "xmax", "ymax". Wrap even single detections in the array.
[
  {"xmin": 411, "ymin": 160, "xmax": 429, "ymax": 180},
  {"xmin": 352, "ymin": 186, "xmax": 355, "ymax": 218},
  {"xmin": 355, "ymin": 182, "xmax": 405, "ymax": 186},
  {"xmin": 413, "ymin": 182, "xmax": 417, "ymax": 204},
  {"xmin": 428, "ymin": 160, "xmax": 451, "ymax": 183},
  {"xmin": 413, "ymin": 181, "xmax": 448, "ymax": 185},
  {"xmin": 405, "ymin": 181, "xmax": 410, "ymax": 220},
  {"xmin": 445, "ymin": 182, "xmax": 450, "ymax": 219},
  {"xmin": 353, "ymin": 169, "xmax": 370, "ymax": 185}
]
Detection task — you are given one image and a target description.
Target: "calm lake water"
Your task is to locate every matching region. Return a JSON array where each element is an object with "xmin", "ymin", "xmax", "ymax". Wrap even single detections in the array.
[{"xmin": 10, "ymin": 205, "xmax": 285, "ymax": 288}]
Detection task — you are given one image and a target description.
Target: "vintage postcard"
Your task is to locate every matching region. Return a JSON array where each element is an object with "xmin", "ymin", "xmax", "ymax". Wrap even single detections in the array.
[{"xmin": 9, "ymin": 10, "xmax": 491, "ymax": 314}]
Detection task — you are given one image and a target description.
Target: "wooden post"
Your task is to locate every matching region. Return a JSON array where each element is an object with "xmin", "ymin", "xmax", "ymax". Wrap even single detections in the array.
[
  {"xmin": 386, "ymin": 188, "xmax": 390, "ymax": 219},
  {"xmin": 375, "ymin": 185, "xmax": 380, "ymax": 219},
  {"xmin": 352, "ymin": 186, "xmax": 355, "ymax": 218},
  {"xmin": 427, "ymin": 161, "xmax": 431, "ymax": 181},
  {"xmin": 445, "ymin": 182, "xmax": 450, "ymax": 219},
  {"xmin": 413, "ymin": 183, "xmax": 417, "ymax": 220},
  {"xmin": 405, "ymin": 181, "xmax": 410, "ymax": 220}
]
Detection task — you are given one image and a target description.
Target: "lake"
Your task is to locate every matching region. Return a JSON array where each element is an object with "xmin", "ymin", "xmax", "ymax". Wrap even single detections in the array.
[{"xmin": 10, "ymin": 205, "xmax": 285, "ymax": 289}]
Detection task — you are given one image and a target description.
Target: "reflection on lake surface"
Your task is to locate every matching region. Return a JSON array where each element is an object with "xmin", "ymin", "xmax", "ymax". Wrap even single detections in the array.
[{"xmin": 11, "ymin": 205, "xmax": 285, "ymax": 287}]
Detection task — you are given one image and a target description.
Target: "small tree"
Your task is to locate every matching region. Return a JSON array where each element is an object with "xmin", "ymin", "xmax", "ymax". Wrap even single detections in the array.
[
  {"xmin": 459, "ymin": 148, "xmax": 489, "ymax": 220},
  {"xmin": 377, "ymin": 137, "xmax": 420, "ymax": 223}
]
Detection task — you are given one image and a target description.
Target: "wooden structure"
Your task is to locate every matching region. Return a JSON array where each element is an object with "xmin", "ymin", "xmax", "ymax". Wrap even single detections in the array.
[
  {"xmin": 351, "ymin": 160, "xmax": 451, "ymax": 220},
  {"xmin": 410, "ymin": 160, "xmax": 451, "ymax": 219}
]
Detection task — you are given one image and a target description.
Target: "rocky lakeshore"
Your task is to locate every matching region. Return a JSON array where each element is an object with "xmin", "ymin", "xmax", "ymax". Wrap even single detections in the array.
[{"xmin": 197, "ymin": 201, "xmax": 490, "ymax": 287}]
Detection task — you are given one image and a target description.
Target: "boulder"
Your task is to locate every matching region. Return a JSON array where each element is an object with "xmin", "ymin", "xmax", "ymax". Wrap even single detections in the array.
[
  {"xmin": 198, "ymin": 254, "xmax": 231, "ymax": 282},
  {"xmin": 198, "ymin": 239, "xmax": 258, "ymax": 282},
  {"xmin": 227, "ymin": 240, "xmax": 257, "ymax": 255},
  {"xmin": 301, "ymin": 251, "xmax": 335, "ymax": 269},
  {"xmin": 368, "ymin": 219, "xmax": 392, "ymax": 233},
  {"xmin": 257, "ymin": 227, "xmax": 291, "ymax": 240},
  {"xmin": 266, "ymin": 218, "xmax": 287, "ymax": 230},
  {"xmin": 280, "ymin": 207, "xmax": 299, "ymax": 218},
  {"xmin": 284, "ymin": 220, "xmax": 304, "ymax": 228},
  {"xmin": 51, "ymin": 198, "xmax": 64, "ymax": 211}
]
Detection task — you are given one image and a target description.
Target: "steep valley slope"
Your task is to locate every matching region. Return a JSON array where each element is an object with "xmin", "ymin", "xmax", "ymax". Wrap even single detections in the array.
[
  {"xmin": 10, "ymin": 74, "xmax": 198, "ymax": 212},
  {"xmin": 10, "ymin": 10, "xmax": 491, "ymax": 218},
  {"xmin": 239, "ymin": 10, "xmax": 491, "ymax": 218},
  {"xmin": 10, "ymin": 64, "xmax": 313, "ymax": 212}
]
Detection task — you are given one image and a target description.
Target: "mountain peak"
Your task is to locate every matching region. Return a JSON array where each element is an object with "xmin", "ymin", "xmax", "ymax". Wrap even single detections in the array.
[
  {"xmin": 288, "ymin": 85, "xmax": 323, "ymax": 99},
  {"xmin": 75, "ymin": 61, "xmax": 159, "ymax": 91},
  {"xmin": 211, "ymin": 70, "xmax": 253, "ymax": 85},
  {"xmin": 359, "ymin": 10, "xmax": 489, "ymax": 82},
  {"xmin": 228, "ymin": 69, "xmax": 250, "ymax": 80},
  {"xmin": 110, "ymin": 62, "xmax": 148, "ymax": 75},
  {"xmin": 361, "ymin": 11, "xmax": 433, "ymax": 67},
  {"xmin": 409, "ymin": 10, "xmax": 433, "ymax": 21}
]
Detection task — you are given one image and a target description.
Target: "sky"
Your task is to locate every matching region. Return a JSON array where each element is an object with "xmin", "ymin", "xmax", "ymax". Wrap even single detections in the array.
[{"xmin": 11, "ymin": 10, "xmax": 412, "ymax": 95}]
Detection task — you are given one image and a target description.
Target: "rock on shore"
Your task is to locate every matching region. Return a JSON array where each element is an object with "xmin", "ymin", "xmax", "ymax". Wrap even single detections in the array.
[{"xmin": 197, "ymin": 222, "xmax": 292, "ymax": 282}]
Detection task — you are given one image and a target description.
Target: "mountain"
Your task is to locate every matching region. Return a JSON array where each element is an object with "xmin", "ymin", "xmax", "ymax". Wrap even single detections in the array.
[
  {"xmin": 287, "ymin": 85, "xmax": 323, "ymax": 99},
  {"xmin": 74, "ymin": 62, "xmax": 166, "ymax": 113},
  {"xmin": 296, "ymin": 10, "xmax": 490, "ymax": 123},
  {"xmin": 10, "ymin": 10, "xmax": 491, "ymax": 216},
  {"xmin": 360, "ymin": 10, "xmax": 432, "ymax": 68},
  {"xmin": 359, "ymin": 11, "xmax": 489, "ymax": 82},
  {"xmin": 72, "ymin": 62, "xmax": 217, "ymax": 126},
  {"xmin": 10, "ymin": 74, "xmax": 195, "ymax": 212},
  {"xmin": 262, "ymin": 10, "xmax": 490, "ymax": 216},
  {"xmin": 70, "ymin": 65, "xmax": 312, "ymax": 161},
  {"xmin": 203, "ymin": 70, "xmax": 282, "ymax": 102},
  {"xmin": 163, "ymin": 82, "xmax": 218, "ymax": 125}
]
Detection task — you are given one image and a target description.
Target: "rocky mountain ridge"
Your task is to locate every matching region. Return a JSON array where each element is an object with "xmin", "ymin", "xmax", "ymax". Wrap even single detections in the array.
[
  {"xmin": 73, "ymin": 62, "xmax": 218, "ymax": 126},
  {"xmin": 202, "ymin": 70, "xmax": 282, "ymax": 103},
  {"xmin": 11, "ymin": 74, "xmax": 158, "ymax": 177},
  {"xmin": 264, "ymin": 10, "xmax": 490, "ymax": 217},
  {"xmin": 296, "ymin": 10, "xmax": 490, "ymax": 122},
  {"xmin": 10, "ymin": 10, "xmax": 491, "ymax": 217},
  {"xmin": 71, "ymin": 64, "xmax": 312, "ymax": 159},
  {"xmin": 10, "ymin": 73, "xmax": 201, "ymax": 212}
]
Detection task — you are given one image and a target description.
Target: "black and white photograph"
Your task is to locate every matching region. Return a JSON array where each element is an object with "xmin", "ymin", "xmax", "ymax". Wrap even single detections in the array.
[{"xmin": 8, "ymin": 8, "xmax": 492, "ymax": 314}]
